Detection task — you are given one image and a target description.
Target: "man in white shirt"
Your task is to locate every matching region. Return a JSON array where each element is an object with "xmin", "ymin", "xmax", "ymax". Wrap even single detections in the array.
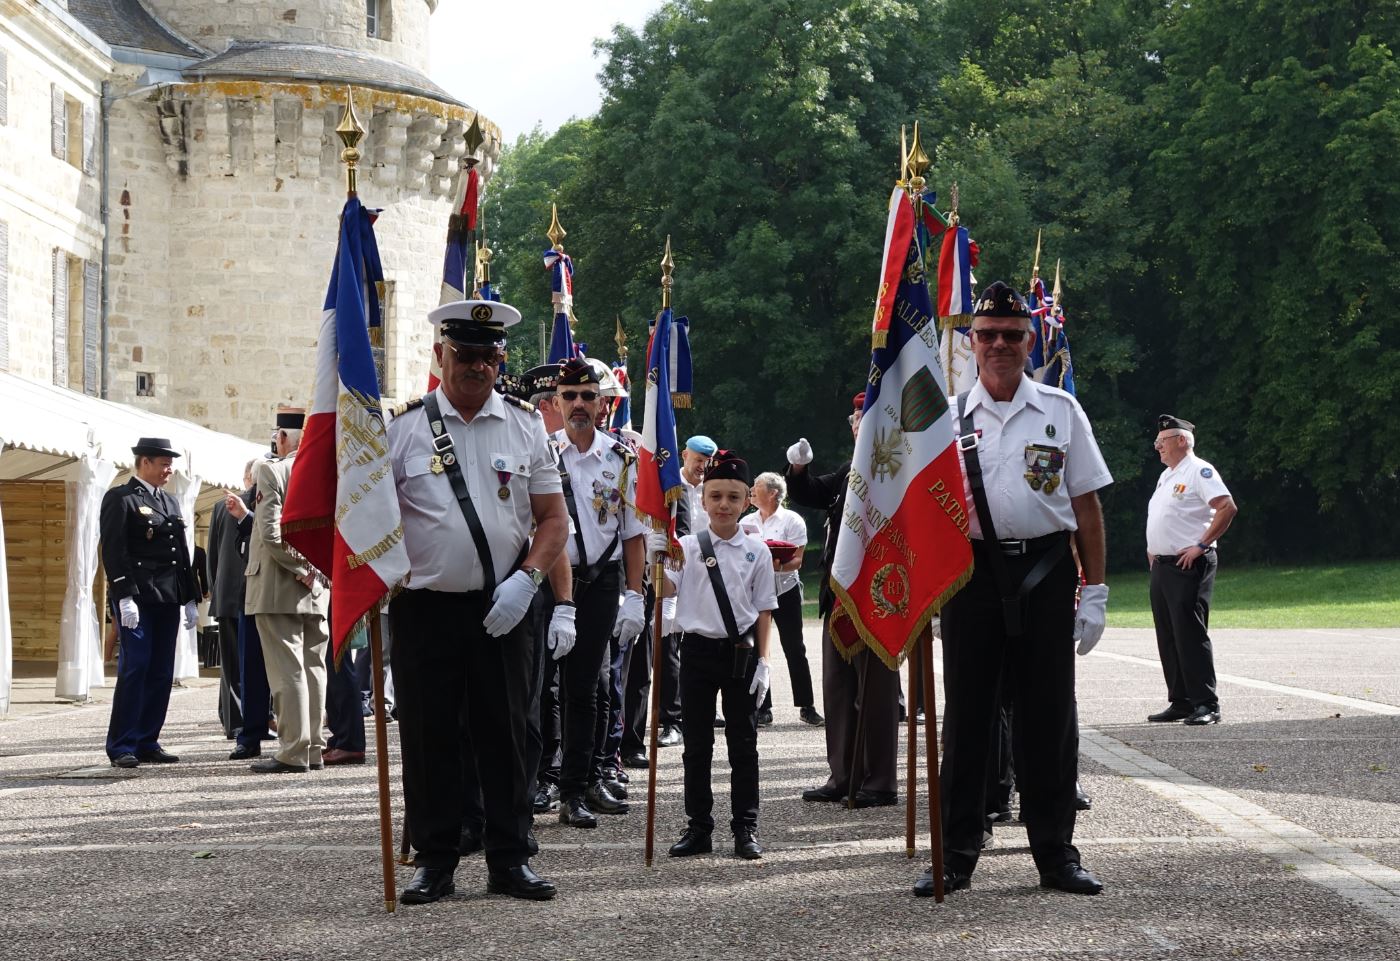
[{"xmin": 1145, "ymin": 414, "xmax": 1238, "ymax": 726}]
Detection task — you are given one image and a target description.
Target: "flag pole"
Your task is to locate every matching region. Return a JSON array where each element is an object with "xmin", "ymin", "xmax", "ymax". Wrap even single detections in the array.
[
  {"xmin": 336, "ymin": 86, "xmax": 398, "ymax": 914},
  {"xmin": 644, "ymin": 235, "xmax": 675, "ymax": 868},
  {"xmin": 905, "ymin": 642, "xmax": 919, "ymax": 857}
]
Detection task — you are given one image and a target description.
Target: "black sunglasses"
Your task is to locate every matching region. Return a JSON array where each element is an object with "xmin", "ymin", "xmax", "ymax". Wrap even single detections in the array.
[
  {"xmin": 446, "ymin": 342, "xmax": 502, "ymax": 366},
  {"xmin": 972, "ymin": 328, "xmax": 1029, "ymax": 345},
  {"xmin": 560, "ymin": 389, "xmax": 599, "ymax": 402}
]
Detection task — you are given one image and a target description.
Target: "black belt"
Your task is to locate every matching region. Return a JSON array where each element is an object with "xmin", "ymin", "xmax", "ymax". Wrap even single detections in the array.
[
  {"xmin": 1154, "ymin": 548, "xmax": 1213, "ymax": 562},
  {"xmin": 986, "ymin": 533, "xmax": 1072, "ymax": 557}
]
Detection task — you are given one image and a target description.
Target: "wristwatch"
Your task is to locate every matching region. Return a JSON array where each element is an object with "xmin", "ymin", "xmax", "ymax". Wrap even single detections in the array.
[{"xmin": 520, "ymin": 565, "xmax": 545, "ymax": 587}]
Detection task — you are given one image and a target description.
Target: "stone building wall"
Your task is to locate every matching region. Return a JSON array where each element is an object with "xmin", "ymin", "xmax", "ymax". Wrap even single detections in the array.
[{"xmin": 102, "ymin": 77, "xmax": 499, "ymax": 441}]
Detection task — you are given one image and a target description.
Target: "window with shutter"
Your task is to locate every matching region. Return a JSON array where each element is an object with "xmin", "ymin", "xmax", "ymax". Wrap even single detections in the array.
[
  {"xmin": 52, "ymin": 85, "xmax": 66, "ymax": 160},
  {"xmin": 0, "ymin": 50, "xmax": 9, "ymax": 127},
  {"xmin": 52, "ymin": 250, "xmax": 68, "ymax": 386},
  {"xmin": 83, "ymin": 260, "xmax": 99, "ymax": 395},
  {"xmin": 0, "ymin": 221, "xmax": 9, "ymax": 371},
  {"xmin": 83, "ymin": 103, "xmax": 97, "ymax": 176}
]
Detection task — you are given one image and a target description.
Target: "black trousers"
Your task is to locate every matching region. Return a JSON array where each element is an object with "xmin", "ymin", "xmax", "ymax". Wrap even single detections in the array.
[
  {"xmin": 324, "ymin": 643, "xmax": 366, "ymax": 753},
  {"xmin": 390, "ymin": 588, "xmax": 532, "ymax": 872},
  {"xmin": 594, "ymin": 630, "xmax": 628, "ymax": 772},
  {"xmin": 524, "ymin": 588, "xmax": 553, "ymax": 789},
  {"xmin": 761, "ymin": 585, "xmax": 815, "ymax": 711},
  {"xmin": 679, "ymin": 633, "xmax": 760, "ymax": 834},
  {"xmin": 939, "ymin": 539, "xmax": 1080, "ymax": 876},
  {"xmin": 1151, "ymin": 552, "xmax": 1219, "ymax": 709},
  {"xmin": 215, "ymin": 616, "xmax": 243, "ymax": 739},
  {"xmin": 556, "ymin": 565, "xmax": 621, "ymax": 799},
  {"xmin": 623, "ymin": 587, "xmax": 682, "ymax": 755},
  {"xmin": 818, "ymin": 618, "xmax": 900, "ymax": 794}
]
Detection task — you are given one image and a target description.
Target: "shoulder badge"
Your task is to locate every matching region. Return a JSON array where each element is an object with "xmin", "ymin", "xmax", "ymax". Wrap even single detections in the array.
[
  {"xmin": 390, "ymin": 397, "xmax": 424, "ymax": 419},
  {"xmin": 501, "ymin": 394, "xmax": 537, "ymax": 414},
  {"xmin": 610, "ymin": 440, "xmax": 636, "ymax": 464},
  {"xmin": 1200, "ymin": 467, "xmax": 1213, "ymax": 478}
]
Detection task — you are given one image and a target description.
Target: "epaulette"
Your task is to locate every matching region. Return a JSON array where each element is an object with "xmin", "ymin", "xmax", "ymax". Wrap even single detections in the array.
[
  {"xmin": 609, "ymin": 438, "xmax": 637, "ymax": 463},
  {"xmin": 389, "ymin": 397, "xmax": 424, "ymax": 419},
  {"xmin": 502, "ymin": 393, "xmax": 537, "ymax": 414}
]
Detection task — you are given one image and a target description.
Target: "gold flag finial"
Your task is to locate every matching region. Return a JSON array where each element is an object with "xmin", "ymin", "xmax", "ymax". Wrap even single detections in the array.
[
  {"xmin": 948, "ymin": 181, "xmax": 961, "ymax": 226},
  {"xmin": 474, "ymin": 220, "xmax": 492, "ymax": 293},
  {"xmin": 614, "ymin": 315, "xmax": 627, "ymax": 361},
  {"xmin": 660, "ymin": 235, "xmax": 675, "ymax": 310},
  {"xmin": 906, "ymin": 121, "xmax": 931, "ymax": 192},
  {"xmin": 1030, "ymin": 229, "xmax": 1043, "ymax": 287},
  {"xmin": 1051, "ymin": 258, "xmax": 1063, "ymax": 314},
  {"xmin": 335, "ymin": 86, "xmax": 365, "ymax": 196},
  {"xmin": 547, "ymin": 203, "xmax": 567, "ymax": 252},
  {"xmin": 898, "ymin": 125, "xmax": 909, "ymax": 187}
]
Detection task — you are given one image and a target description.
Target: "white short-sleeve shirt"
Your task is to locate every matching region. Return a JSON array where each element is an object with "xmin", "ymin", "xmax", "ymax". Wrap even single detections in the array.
[
  {"xmin": 389, "ymin": 387, "xmax": 562, "ymax": 593},
  {"xmin": 552, "ymin": 428, "xmax": 644, "ymax": 567},
  {"xmin": 1146, "ymin": 453, "xmax": 1232, "ymax": 555},
  {"xmin": 953, "ymin": 376, "xmax": 1113, "ymax": 540},
  {"xmin": 665, "ymin": 526, "xmax": 778, "ymax": 638},
  {"xmin": 739, "ymin": 506, "xmax": 808, "ymax": 596}
]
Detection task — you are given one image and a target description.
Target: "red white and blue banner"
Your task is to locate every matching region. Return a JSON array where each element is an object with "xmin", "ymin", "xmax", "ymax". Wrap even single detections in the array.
[
  {"xmin": 829, "ymin": 187, "xmax": 974, "ymax": 667},
  {"xmin": 635, "ymin": 306, "xmax": 684, "ymax": 543},
  {"xmin": 936, "ymin": 218, "xmax": 978, "ymax": 395},
  {"xmin": 610, "ymin": 361, "xmax": 632, "ymax": 432},
  {"xmin": 646, "ymin": 311, "xmax": 692, "ymax": 408},
  {"xmin": 430, "ymin": 164, "xmax": 480, "ymax": 391},
  {"xmin": 1027, "ymin": 275, "xmax": 1076, "ymax": 395},
  {"xmin": 283, "ymin": 197, "xmax": 409, "ymax": 663},
  {"xmin": 544, "ymin": 248, "xmax": 576, "ymax": 363}
]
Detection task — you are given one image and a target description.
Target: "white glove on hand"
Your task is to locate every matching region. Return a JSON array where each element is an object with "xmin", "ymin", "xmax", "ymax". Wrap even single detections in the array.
[
  {"xmin": 749, "ymin": 656, "xmax": 771, "ymax": 708},
  {"xmin": 118, "ymin": 597, "xmax": 140, "ymax": 630},
  {"xmin": 1074, "ymin": 584, "xmax": 1109, "ymax": 655},
  {"xmin": 660, "ymin": 596, "xmax": 678, "ymax": 635},
  {"xmin": 547, "ymin": 604, "xmax": 577, "ymax": 661},
  {"xmin": 182, "ymin": 601, "xmax": 198, "ymax": 630},
  {"xmin": 483, "ymin": 570, "xmax": 538, "ymax": 637},
  {"xmin": 614, "ymin": 590, "xmax": 645, "ymax": 644},
  {"xmin": 786, "ymin": 437, "xmax": 814, "ymax": 466},
  {"xmin": 646, "ymin": 531, "xmax": 670, "ymax": 557}
]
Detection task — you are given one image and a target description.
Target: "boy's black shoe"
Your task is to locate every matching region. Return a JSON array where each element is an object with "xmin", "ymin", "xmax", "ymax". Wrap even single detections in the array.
[
  {"xmin": 669, "ymin": 828, "xmax": 712, "ymax": 857},
  {"xmin": 734, "ymin": 828, "xmax": 762, "ymax": 860}
]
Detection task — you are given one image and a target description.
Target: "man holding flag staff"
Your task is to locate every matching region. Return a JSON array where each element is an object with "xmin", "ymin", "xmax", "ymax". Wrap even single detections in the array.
[
  {"xmin": 386, "ymin": 299, "xmax": 570, "ymax": 904},
  {"xmin": 916, "ymin": 280, "xmax": 1112, "ymax": 898}
]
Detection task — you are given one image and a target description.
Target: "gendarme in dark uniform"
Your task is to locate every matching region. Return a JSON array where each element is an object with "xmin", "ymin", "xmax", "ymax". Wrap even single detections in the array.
[
  {"xmin": 101, "ymin": 438, "xmax": 200, "ymax": 768},
  {"xmin": 916, "ymin": 282, "xmax": 1113, "ymax": 898},
  {"xmin": 388, "ymin": 299, "xmax": 571, "ymax": 905}
]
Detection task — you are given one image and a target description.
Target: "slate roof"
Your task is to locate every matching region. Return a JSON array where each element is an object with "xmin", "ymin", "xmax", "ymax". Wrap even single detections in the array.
[
  {"xmin": 183, "ymin": 42, "xmax": 464, "ymax": 106},
  {"xmin": 67, "ymin": 0, "xmax": 205, "ymax": 58}
]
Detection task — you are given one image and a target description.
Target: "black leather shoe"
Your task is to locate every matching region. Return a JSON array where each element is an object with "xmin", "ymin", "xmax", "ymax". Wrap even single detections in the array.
[
  {"xmin": 400, "ymin": 866, "xmax": 454, "ymax": 905},
  {"xmin": 138, "ymin": 748, "xmax": 179, "ymax": 764},
  {"xmin": 657, "ymin": 725, "xmax": 683, "ymax": 747},
  {"xmin": 755, "ymin": 709, "xmax": 774, "ymax": 727},
  {"xmin": 734, "ymin": 828, "xmax": 762, "ymax": 860},
  {"xmin": 622, "ymin": 750, "xmax": 649, "ymax": 768},
  {"xmin": 533, "ymin": 782, "xmax": 560, "ymax": 814},
  {"xmin": 913, "ymin": 867, "xmax": 972, "ymax": 897},
  {"xmin": 110, "ymin": 754, "xmax": 139, "ymax": 769},
  {"xmin": 610, "ymin": 767, "xmax": 630, "ymax": 785},
  {"xmin": 559, "ymin": 796, "xmax": 598, "ymax": 829},
  {"xmin": 802, "ymin": 783, "xmax": 846, "ymax": 802},
  {"xmin": 799, "ymin": 706, "xmax": 825, "ymax": 726},
  {"xmin": 852, "ymin": 789, "xmax": 898, "ymax": 808},
  {"xmin": 228, "ymin": 744, "xmax": 260, "ymax": 761},
  {"xmin": 668, "ymin": 828, "xmax": 712, "ymax": 857},
  {"xmin": 487, "ymin": 863, "xmax": 556, "ymax": 901},
  {"xmin": 986, "ymin": 806, "xmax": 1014, "ymax": 824},
  {"xmin": 586, "ymin": 781, "xmax": 629, "ymax": 815},
  {"xmin": 249, "ymin": 758, "xmax": 308, "ymax": 774},
  {"xmin": 601, "ymin": 776, "xmax": 629, "ymax": 800},
  {"xmin": 459, "ymin": 827, "xmax": 483, "ymax": 856},
  {"xmin": 1040, "ymin": 862, "xmax": 1104, "ymax": 894},
  {"xmin": 1148, "ymin": 704, "xmax": 1192, "ymax": 722},
  {"xmin": 1184, "ymin": 704, "xmax": 1222, "ymax": 726},
  {"xmin": 1075, "ymin": 783, "xmax": 1092, "ymax": 811}
]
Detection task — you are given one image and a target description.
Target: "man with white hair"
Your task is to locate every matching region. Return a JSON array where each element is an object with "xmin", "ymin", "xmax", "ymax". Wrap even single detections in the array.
[
  {"xmin": 1145, "ymin": 414, "xmax": 1238, "ymax": 726},
  {"xmin": 743, "ymin": 472, "xmax": 821, "ymax": 726}
]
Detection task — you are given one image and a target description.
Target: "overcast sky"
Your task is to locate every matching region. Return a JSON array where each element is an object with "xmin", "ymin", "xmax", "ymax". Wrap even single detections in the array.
[{"xmin": 428, "ymin": 0, "xmax": 664, "ymax": 142}]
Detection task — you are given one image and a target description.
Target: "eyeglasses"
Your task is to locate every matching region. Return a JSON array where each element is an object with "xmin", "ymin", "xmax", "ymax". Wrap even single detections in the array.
[
  {"xmin": 972, "ymin": 328, "xmax": 1029, "ymax": 345},
  {"xmin": 559, "ymin": 390, "xmax": 599, "ymax": 402},
  {"xmin": 446, "ymin": 343, "xmax": 502, "ymax": 367},
  {"xmin": 1153, "ymin": 434, "xmax": 1183, "ymax": 450}
]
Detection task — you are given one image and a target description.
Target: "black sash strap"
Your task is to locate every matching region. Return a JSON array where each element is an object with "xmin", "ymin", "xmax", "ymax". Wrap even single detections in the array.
[
  {"xmin": 558, "ymin": 465, "xmax": 620, "ymax": 597},
  {"xmin": 957, "ymin": 392, "xmax": 1071, "ymax": 636},
  {"xmin": 422, "ymin": 392, "xmax": 501, "ymax": 596}
]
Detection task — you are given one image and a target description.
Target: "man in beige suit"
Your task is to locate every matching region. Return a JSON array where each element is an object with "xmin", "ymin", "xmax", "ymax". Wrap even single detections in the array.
[{"xmin": 245, "ymin": 407, "xmax": 330, "ymax": 774}]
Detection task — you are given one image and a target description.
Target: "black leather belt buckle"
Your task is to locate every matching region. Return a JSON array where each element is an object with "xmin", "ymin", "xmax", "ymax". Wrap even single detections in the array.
[{"xmin": 998, "ymin": 539, "xmax": 1028, "ymax": 556}]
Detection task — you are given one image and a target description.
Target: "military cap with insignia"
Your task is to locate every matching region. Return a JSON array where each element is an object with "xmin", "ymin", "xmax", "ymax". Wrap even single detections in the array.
[
  {"xmin": 557, "ymin": 356, "xmax": 601, "ymax": 387},
  {"xmin": 703, "ymin": 449, "xmax": 751, "ymax": 486},
  {"xmin": 973, "ymin": 280, "xmax": 1031, "ymax": 319},
  {"xmin": 429, "ymin": 298, "xmax": 522, "ymax": 347},
  {"xmin": 1158, "ymin": 414, "xmax": 1195, "ymax": 433},
  {"xmin": 275, "ymin": 407, "xmax": 306, "ymax": 430},
  {"xmin": 131, "ymin": 437, "xmax": 181, "ymax": 458}
]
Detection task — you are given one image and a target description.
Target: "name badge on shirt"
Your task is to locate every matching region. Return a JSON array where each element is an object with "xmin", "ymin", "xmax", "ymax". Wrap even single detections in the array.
[{"xmin": 1023, "ymin": 444, "xmax": 1065, "ymax": 495}]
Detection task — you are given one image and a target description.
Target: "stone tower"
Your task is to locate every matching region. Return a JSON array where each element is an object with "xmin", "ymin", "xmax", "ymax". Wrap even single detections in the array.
[{"xmin": 73, "ymin": 0, "xmax": 498, "ymax": 439}]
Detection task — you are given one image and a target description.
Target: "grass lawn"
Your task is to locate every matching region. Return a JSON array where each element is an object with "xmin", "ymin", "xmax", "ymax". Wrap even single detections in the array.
[{"xmin": 798, "ymin": 559, "xmax": 1400, "ymax": 630}]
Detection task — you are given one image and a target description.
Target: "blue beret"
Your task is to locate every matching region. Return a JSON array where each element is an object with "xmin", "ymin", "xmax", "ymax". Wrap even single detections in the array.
[{"xmin": 685, "ymin": 435, "xmax": 717, "ymax": 456}]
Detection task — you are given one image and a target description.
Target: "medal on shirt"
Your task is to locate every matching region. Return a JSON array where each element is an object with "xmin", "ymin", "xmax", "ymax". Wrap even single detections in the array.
[
  {"xmin": 429, "ymin": 454, "xmax": 445, "ymax": 475},
  {"xmin": 497, "ymin": 468, "xmax": 512, "ymax": 501},
  {"xmin": 1023, "ymin": 444, "xmax": 1065, "ymax": 494},
  {"xmin": 591, "ymin": 479, "xmax": 621, "ymax": 525},
  {"xmin": 137, "ymin": 506, "xmax": 154, "ymax": 516}
]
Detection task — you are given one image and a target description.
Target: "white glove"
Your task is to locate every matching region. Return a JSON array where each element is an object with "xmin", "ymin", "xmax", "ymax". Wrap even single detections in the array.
[
  {"xmin": 1074, "ymin": 584, "xmax": 1109, "ymax": 655},
  {"xmin": 547, "ymin": 604, "xmax": 577, "ymax": 661},
  {"xmin": 483, "ymin": 570, "xmax": 538, "ymax": 637},
  {"xmin": 786, "ymin": 437, "xmax": 814, "ymax": 466},
  {"xmin": 118, "ymin": 597, "xmax": 140, "ymax": 630},
  {"xmin": 749, "ymin": 656, "xmax": 771, "ymax": 708},
  {"xmin": 614, "ymin": 589, "xmax": 645, "ymax": 644},
  {"xmin": 660, "ymin": 596, "xmax": 678, "ymax": 635},
  {"xmin": 646, "ymin": 531, "xmax": 670, "ymax": 557},
  {"xmin": 183, "ymin": 601, "xmax": 198, "ymax": 630}
]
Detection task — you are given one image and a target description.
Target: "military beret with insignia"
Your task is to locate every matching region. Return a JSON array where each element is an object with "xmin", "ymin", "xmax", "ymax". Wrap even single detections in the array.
[
  {"xmin": 972, "ymin": 280, "xmax": 1031, "ymax": 319},
  {"xmin": 557, "ymin": 357, "xmax": 601, "ymax": 387},
  {"xmin": 1158, "ymin": 414, "xmax": 1195, "ymax": 433},
  {"xmin": 703, "ymin": 449, "xmax": 751, "ymax": 486}
]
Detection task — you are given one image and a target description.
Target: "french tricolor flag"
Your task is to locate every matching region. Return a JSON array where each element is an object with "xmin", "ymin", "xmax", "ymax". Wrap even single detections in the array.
[
  {"xmin": 634, "ymin": 306, "xmax": 684, "ymax": 543},
  {"xmin": 430, "ymin": 165, "xmax": 479, "ymax": 391},
  {"xmin": 283, "ymin": 197, "xmax": 410, "ymax": 662}
]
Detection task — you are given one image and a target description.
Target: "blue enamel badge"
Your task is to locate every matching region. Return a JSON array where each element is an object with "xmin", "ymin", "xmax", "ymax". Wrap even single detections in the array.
[
  {"xmin": 746, "ymin": 552, "xmax": 756, "ymax": 562},
  {"xmin": 1201, "ymin": 467, "xmax": 1213, "ymax": 478}
]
